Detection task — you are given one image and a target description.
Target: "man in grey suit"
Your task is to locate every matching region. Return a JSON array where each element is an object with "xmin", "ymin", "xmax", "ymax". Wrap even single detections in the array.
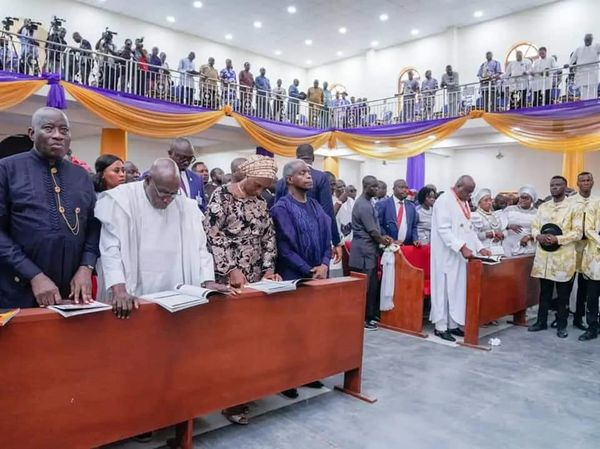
[{"xmin": 349, "ymin": 176, "xmax": 393, "ymax": 330}]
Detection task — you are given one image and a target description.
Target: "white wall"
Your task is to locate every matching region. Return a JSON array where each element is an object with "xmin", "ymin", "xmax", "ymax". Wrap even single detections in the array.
[
  {"xmin": 3, "ymin": 0, "xmax": 307, "ymax": 87},
  {"xmin": 309, "ymin": 0, "xmax": 600, "ymax": 98}
]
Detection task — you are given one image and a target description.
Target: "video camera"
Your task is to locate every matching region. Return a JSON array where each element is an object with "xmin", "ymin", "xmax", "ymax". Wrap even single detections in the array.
[
  {"xmin": 102, "ymin": 27, "xmax": 118, "ymax": 41},
  {"xmin": 24, "ymin": 19, "xmax": 42, "ymax": 32},
  {"xmin": 2, "ymin": 16, "xmax": 18, "ymax": 31},
  {"xmin": 50, "ymin": 16, "xmax": 66, "ymax": 33}
]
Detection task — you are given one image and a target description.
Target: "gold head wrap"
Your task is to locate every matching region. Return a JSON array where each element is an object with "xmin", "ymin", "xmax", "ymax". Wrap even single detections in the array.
[{"xmin": 239, "ymin": 155, "xmax": 278, "ymax": 180}]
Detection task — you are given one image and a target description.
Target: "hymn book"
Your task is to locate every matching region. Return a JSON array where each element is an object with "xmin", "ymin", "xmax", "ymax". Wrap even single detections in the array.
[
  {"xmin": 0, "ymin": 308, "xmax": 19, "ymax": 326},
  {"xmin": 48, "ymin": 302, "xmax": 112, "ymax": 318},
  {"xmin": 142, "ymin": 284, "xmax": 221, "ymax": 312},
  {"xmin": 471, "ymin": 255, "xmax": 503, "ymax": 265},
  {"xmin": 246, "ymin": 279, "xmax": 312, "ymax": 295}
]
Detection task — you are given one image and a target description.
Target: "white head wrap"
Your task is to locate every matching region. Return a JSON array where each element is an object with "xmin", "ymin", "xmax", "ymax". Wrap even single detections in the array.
[
  {"xmin": 473, "ymin": 188, "xmax": 492, "ymax": 207},
  {"xmin": 518, "ymin": 185, "xmax": 538, "ymax": 203}
]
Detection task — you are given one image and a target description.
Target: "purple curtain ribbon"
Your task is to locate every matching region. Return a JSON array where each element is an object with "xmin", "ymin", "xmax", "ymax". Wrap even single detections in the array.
[
  {"xmin": 42, "ymin": 73, "xmax": 67, "ymax": 110},
  {"xmin": 406, "ymin": 153, "xmax": 425, "ymax": 190},
  {"xmin": 256, "ymin": 146, "xmax": 274, "ymax": 157}
]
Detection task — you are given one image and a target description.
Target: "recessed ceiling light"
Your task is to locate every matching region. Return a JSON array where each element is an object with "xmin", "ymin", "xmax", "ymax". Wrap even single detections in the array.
[
  {"xmin": 379, "ymin": 13, "xmax": 389, "ymax": 22},
  {"xmin": 274, "ymin": 49, "xmax": 282, "ymax": 55},
  {"xmin": 253, "ymin": 21, "xmax": 262, "ymax": 28},
  {"xmin": 287, "ymin": 5, "xmax": 297, "ymax": 14},
  {"xmin": 305, "ymin": 39, "xmax": 313, "ymax": 45},
  {"xmin": 166, "ymin": 16, "xmax": 176, "ymax": 23},
  {"xmin": 473, "ymin": 10, "xmax": 483, "ymax": 18},
  {"xmin": 306, "ymin": 59, "xmax": 312, "ymax": 65},
  {"xmin": 411, "ymin": 28, "xmax": 419, "ymax": 36},
  {"xmin": 225, "ymin": 33, "xmax": 233, "ymax": 40},
  {"xmin": 336, "ymin": 50, "xmax": 343, "ymax": 56},
  {"xmin": 338, "ymin": 27, "xmax": 347, "ymax": 34},
  {"xmin": 370, "ymin": 40, "xmax": 379, "ymax": 47},
  {"xmin": 193, "ymin": 1, "xmax": 203, "ymax": 8}
]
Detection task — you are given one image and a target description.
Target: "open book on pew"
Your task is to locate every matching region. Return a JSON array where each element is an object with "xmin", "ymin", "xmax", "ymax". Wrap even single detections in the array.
[
  {"xmin": 48, "ymin": 302, "xmax": 112, "ymax": 318},
  {"xmin": 471, "ymin": 254, "xmax": 503, "ymax": 265},
  {"xmin": 142, "ymin": 284, "xmax": 221, "ymax": 312},
  {"xmin": 0, "ymin": 308, "xmax": 20, "ymax": 326},
  {"xmin": 246, "ymin": 278, "xmax": 312, "ymax": 295}
]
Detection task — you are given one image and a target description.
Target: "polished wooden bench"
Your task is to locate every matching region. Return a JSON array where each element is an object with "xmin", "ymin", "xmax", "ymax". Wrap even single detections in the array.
[
  {"xmin": 380, "ymin": 249, "xmax": 428, "ymax": 338},
  {"xmin": 461, "ymin": 255, "xmax": 539, "ymax": 350},
  {"xmin": 0, "ymin": 276, "xmax": 369, "ymax": 449}
]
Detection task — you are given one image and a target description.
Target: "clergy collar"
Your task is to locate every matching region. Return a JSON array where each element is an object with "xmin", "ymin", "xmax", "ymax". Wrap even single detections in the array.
[{"xmin": 30, "ymin": 148, "xmax": 65, "ymax": 167}]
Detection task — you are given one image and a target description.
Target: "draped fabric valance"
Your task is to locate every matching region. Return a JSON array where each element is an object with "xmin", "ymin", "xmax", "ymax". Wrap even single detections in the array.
[{"xmin": 1, "ymin": 73, "xmax": 600, "ymax": 160}]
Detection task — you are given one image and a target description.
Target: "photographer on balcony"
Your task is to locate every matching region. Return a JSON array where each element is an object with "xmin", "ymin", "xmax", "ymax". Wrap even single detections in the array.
[
  {"xmin": 116, "ymin": 38, "xmax": 134, "ymax": 92},
  {"xmin": 96, "ymin": 29, "xmax": 119, "ymax": 90},
  {"xmin": 18, "ymin": 19, "xmax": 41, "ymax": 75},
  {"xmin": 133, "ymin": 37, "xmax": 149, "ymax": 97},
  {"xmin": 72, "ymin": 32, "xmax": 92, "ymax": 85},
  {"xmin": 45, "ymin": 23, "xmax": 67, "ymax": 76}
]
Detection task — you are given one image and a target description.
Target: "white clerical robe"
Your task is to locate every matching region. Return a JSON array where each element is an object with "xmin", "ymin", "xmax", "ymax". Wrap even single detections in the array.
[
  {"xmin": 570, "ymin": 44, "xmax": 600, "ymax": 98},
  {"xmin": 95, "ymin": 182, "xmax": 214, "ymax": 299},
  {"xmin": 430, "ymin": 191, "xmax": 483, "ymax": 326}
]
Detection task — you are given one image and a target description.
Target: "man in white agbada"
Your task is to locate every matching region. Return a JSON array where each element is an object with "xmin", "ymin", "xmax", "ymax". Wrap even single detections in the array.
[
  {"xmin": 95, "ymin": 158, "xmax": 234, "ymax": 319},
  {"xmin": 430, "ymin": 175, "xmax": 492, "ymax": 342},
  {"xmin": 569, "ymin": 33, "xmax": 600, "ymax": 100}
]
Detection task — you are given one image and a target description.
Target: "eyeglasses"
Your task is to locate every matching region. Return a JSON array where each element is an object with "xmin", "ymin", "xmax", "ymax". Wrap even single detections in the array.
[{"xmin": 151, "ymin": 179, "xmax": 181, "ymax": 199}]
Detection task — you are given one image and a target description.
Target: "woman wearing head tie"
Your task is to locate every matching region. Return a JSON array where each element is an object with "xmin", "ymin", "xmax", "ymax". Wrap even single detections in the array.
[
  {"xmin": 502, "ymin": 185, "xmax": 538, "ymax": 256},
  {"xmin": 471, "ymin": 188, "xmax": 507, "ymax": 255}
]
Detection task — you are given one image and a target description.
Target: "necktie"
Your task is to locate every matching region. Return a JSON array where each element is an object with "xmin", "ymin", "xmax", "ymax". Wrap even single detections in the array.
[{"xmin": 397, "ymin": 201, "xmax": 404, "ymax": 227}]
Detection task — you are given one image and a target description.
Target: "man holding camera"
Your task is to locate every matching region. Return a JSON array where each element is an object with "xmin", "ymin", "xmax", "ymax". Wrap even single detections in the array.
[
  {"xmin": 95, "ymin": 29, "xmax": 118, "ymax": 90},
  {"xmin": 72, "ymin": 32, "xmax": 92, "ymax": 85}
]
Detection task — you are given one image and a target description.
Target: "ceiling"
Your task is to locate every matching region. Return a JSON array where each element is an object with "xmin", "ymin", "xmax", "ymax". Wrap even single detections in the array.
[{"xmin": 77, "ymin": 0, "xmax": 558, "ymax": 68}]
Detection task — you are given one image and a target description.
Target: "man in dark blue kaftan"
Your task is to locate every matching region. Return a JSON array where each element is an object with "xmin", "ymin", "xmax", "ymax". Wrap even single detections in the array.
[
  {"xmin": 0, "ymin": 107, "xmax": 99, "ymax": 308},
  {"xmin": 271, "ymin": 160, "xmax": 331, "ymax": 281}
]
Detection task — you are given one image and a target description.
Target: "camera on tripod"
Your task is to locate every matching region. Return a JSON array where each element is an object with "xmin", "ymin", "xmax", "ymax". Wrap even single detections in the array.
[
  {"xmin": 50, "ymin": 16, "xmax": 66, "ymax": 33},
  {"xmin": 24, "ymin": 18, "xmax": 42, "ymax": 32},
  {"xmin": 2, "ymin": 16, "xmax": 18, "ymax": 31},
  {"xmin": 102, "ymin": 27, "xmax": 118, "ymax": 41}
]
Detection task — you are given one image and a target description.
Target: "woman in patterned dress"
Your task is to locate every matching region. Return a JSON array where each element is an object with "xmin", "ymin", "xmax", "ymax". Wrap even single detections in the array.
[{"xmin": 203, "ymin": 155, "xmax": 280, "ymax": 425}]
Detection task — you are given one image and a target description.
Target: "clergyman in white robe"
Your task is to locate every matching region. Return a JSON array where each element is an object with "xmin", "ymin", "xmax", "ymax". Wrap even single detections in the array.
[
  {"xmin": 95, "ymin": 181, "xmax": 215, "ymax": 299},
  {"xmin": 570, "ymin": 34, "xmax": 600, "ymax": 100},
  {"xmin": 430, "ymin": 189, "xmax": 484, "ymax": 332}
]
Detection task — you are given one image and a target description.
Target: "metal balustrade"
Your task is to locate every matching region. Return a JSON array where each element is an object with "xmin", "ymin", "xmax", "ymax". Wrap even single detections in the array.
[{"xmin": 1, "ymin": 30, "xmax": 599, "ymax": 130}]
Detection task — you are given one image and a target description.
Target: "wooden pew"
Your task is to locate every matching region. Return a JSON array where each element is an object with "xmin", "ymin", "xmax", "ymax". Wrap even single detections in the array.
[
  {"xmin": 0, "ymin": 276, "xmax": 370, "ymax": 449},
  {"xmin": 460, "ymin": 255, "xmax": 539, "ymax": 350},
  {"xmin": 379, "ymin": 249, "xmax": 428, "ymax": 338}
]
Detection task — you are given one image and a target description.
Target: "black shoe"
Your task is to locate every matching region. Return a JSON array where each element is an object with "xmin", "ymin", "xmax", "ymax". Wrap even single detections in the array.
[
  {"xmin": 449, "ymin": 328, "xmax": 464, "ymax": 337},
  {"xmin": 550, "ymin": 319, "xmax": 558, "ymax": 329},
  {"xmin": 528, "ymin": 322, "xmax": 548, "ymax": 332},
  {"xmin": 557, "ymin": 328, "xmax": 569, "ymax": 339},
  {"xmin": 372, "ymin": 316, "xmax": 381, "ymax": 322},
  {"xmin": 134, "ymin": 432, "xmax": 153, "ymax": 443},
  {"xmin": 364, "ymin": 321, "xmax": 378, "ymax": 331},
  {"xmin": 281, "ymin": 388, "xmax": 299, "ymax": 399},
  {"xmin": 434, "ymin": 329, "xmax": 456, "ymax": 342},
  {"xmin": 578, "ymin": 330, "xmax": 598, "ymax": 341},
  {"xmin": 304, "ymin": 381, "xmax": 324, "ymax": 389},
  {"xmin": 573, "ymin": 319, "xmax": 588, "ymax": 331}
]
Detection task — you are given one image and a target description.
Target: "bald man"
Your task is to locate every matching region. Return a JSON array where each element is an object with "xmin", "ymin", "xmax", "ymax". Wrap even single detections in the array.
[
  {"xmin": 230, "ymin": 157, "xmax": 248, "ymax": 183},
  {"xmin": 0, "ymin": 107, "xmax": 99, "ymax": 308},
  {"xmin": 95, "ymin": 158, "xmax": 233, "ymax": 319},
  {"xmin": 430, "ymin": 175, "xmax": 492, "ymax": 341}
]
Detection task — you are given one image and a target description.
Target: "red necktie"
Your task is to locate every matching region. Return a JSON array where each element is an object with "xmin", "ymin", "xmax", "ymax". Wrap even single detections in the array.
[{"xmin": 397, "ymin": 201, "xmax": 404, "ymax": 226}]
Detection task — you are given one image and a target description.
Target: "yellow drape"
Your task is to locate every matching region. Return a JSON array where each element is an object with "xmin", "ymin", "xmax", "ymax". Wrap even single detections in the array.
[
  {"xmin": 61, "ymin": 82, "xmax": 225, "ymax": 138},
  {"xmin": 232, "ymin": 113, "xmax": 333, "ymax": 157},
  {"xmin": 482, "ymin": 112, "xmax": 600, "ymax": 153},
  {"xmin": 101, "ymin": 128, "xmax": 128, "ymax": 160},
  {"xmin": 0, "ymin": 80, "xmax": 46, "ymax": 111},
  {"xmin": 323, "ymin": 156, "xmax": 339, "ymax": 177},
  {"xmin": 562, "ymin": 151, "xmax": 585, "ymax": 187},
  {"xmin": 333, "ymin": 116, "xmax": 469, "ymax": 160}
]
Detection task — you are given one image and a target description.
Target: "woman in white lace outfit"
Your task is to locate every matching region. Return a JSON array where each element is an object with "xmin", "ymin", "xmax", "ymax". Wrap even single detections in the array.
[
  {"xmin": 471, "ymin": 188, "xmax": 507, "ymax": 255},
  {"xmin": 502, "ymin": 185, "xmax": 538, "ymax": 256}
]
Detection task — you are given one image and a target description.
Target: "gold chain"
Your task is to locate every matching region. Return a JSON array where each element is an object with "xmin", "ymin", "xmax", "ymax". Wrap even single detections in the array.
[{"xmin": 50, "ymin": 166, "xmax": 80, "ymax": 236}]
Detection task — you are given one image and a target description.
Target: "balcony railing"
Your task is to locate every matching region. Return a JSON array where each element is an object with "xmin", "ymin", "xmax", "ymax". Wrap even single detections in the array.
[{"xmin": 1, "ymin": 30, "xmax": 599, "ymax": 130}]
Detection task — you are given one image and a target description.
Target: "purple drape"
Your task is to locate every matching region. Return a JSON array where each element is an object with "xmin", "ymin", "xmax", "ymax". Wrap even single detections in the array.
[
  {"xmin": 406, "ymin": 153, "xmax": 425, "ymax": 190},
  {"xmin": 256, "ymin": 146, "xmax": 274, "ymax": 157},
  {"xmin": 42, "ymin": 73, "xmax": 66, "ymax": 109}
]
